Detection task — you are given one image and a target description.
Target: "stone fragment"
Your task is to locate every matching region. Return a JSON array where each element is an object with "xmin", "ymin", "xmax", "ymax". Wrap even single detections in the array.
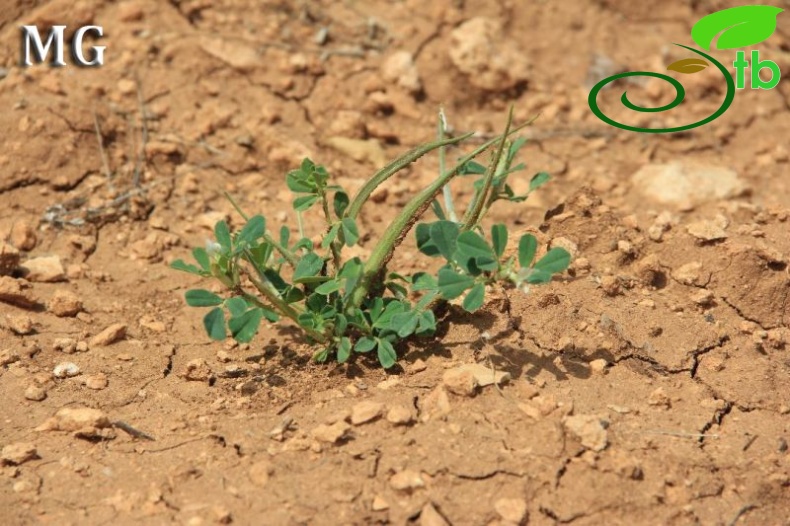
[
  {"xmin": 457, "ymin": 363, "xmax": 511, "ymax": 387},
  {"xmin": 563, "ymin": 414, "xmax": 608, "ymax": 452},
  {"xmin": 9, "ymin": 222, "xmax": 37, "ymax": 251},
  {"xmin": 53, "ymin": 362, "xmax": 80, "ymax": 378},
  {"xmin": 420, "ymin": 502, "xmax": 449, "ymax": 526},
  {"xmin": 350, "ymin": 400, "xmax": 384, "ymax": 425},
  {"xmin": 90, "ymin": 323, "xmax": 127, "ymax": 346},
  {"xmin": 420, "ymin": 386, "xmax": 451, "ymax": 422},
  {"xmin": 0, "ymin": 349, "xmax": 19, "ymax": 366},
  {"xmin": 0, "ymin": 277, "xmax": 37, "ymax": 308},
  {"xmin": 21, "ymin": 255, "xmax": 66, "ymax": 282},
  {"xmin": 371, "ymin": 495, "xmax": 389, "ymax": 511},
  {"xmin": 442, "ymin": 368, "xmax": 478, "ymax": 396},
  {"xmin": 386, "ymin": 405, "xmax": 415, "ymax": 425},
  {"xmin": 47, "ymin": 289, "xmax": 83, "ymax": 317},
  {"xmin": 687, "ymin": 220, "xmax": 728, "ymax": 241},
  {"xmin": 311, "ymin": 421, "xmax": 350, "ymax": 444},
  {"xmin": 83, "ymin": 373, "xmax": 108, "ymax": 390},
  {"xmin": 6, "ymin": 314, "xmax": 33, "ymax": 335},
  {"xmin": 1, "ymin": 443, "xmax": 38, "ymax": 466},
  {"xmin": 36, "ymin": 407, "xmax": 111, "ymax": 433},
  {"xmin": 180, "ymin": 359, "xmax": 213, "ymax": 382},
  {"xmin": 495, "ymin": 498, "xmax": 528, "ymax": 524},
  {"xmin": 389, "ymin": 469, "xmax": 424, "ymax": 491},
  {"xmin": 25, "ymin": 385, "xmax": 47, "ymax": 401}
]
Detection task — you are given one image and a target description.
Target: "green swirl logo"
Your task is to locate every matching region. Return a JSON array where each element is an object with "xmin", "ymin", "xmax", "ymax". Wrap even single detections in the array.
[{"xmin": 588, "ymin": 5, "xmax": 783, "ymax": 133}]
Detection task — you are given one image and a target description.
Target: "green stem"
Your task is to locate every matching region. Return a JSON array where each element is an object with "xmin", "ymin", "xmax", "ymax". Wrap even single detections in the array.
[
  {"xmin": 319, "ymin": 190, "xmax": 342, "ymax": 271},
  {"xmin": 438, "ymin": 108, "xmax": 458, "ymax": 223},
  {"xmin": 224, "ymin": 191, "xmax": 298, "ymax": 267}
]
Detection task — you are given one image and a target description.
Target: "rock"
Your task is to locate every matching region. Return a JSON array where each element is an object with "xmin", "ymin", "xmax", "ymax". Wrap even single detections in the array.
[
  {"xmin": 6, "ymin": 314, "xmax": 33, "ymax": 335},
  {"xmin": 350, "ymin": 400, "xmax": 384, "ymax": 425},
  {"xmin": 47, "ymin": 289, "xmax": 83, "ymax": 317},
  {"xmin": 20, "ymin": 255, "xmax": 66, "ymax": 282},
  {"xmin": 381, "ymin": 51, "xmax": 421, "ymax": 93},
  {"xmin": 690, "ymin": 289, "xmax": 714, "ymax": 306},
  {"xmin": 589, "ymin": 359, "xmax": 609, "ymax": 374},
  {"xmin": 139, "ymin": 315, "xmax": 166, "ymax": 332},
  {"xmin": 631, "ymin": 162, "xmax": 747, "ymax": 210},
  {"xmin": 386, "ymin": 405, "xmax": 415, "ymax": 425},
  {"xmin": 687, "ymin": 219, "xmax": 728, "ymax": 241},
  {"xmin": 457, "ymin": 363, "xmax": 512, "ymax": 387},
  {"xmin": 371, "ymin": 495, "xmax": 389, "ymax": 511},
  {"xmin": 9, "ymin": 222, "xmax": 37, "ymax": 251},
  {"xmin": 420, "ymin": 502, "xmax": 449, "ymax": 526},
  {"xmin": 90, "ymin": 323, "xmax": 127, "ymax": 347},
  {"xmin": 673, "ymin": 262, "xmax": 707, "ymax": 286},
  {"xmin": 25, "ymin": 385, "xmax": 47, "ymax": 401},
  {"xmin": 0, "ymin": 349, "xmax": 20, "ymax": 366},
  {"xmin": 83, "ymin": 373, "xmax": 108, "ymax": 390},
  {"xmin": 420, "ymin": 386, "xmax": 451, "ymax": 422},
  {"xmin": 53, "ymin": 362, "xmax": 80, "ymax": 378},
  {"xmin": 600, "ymin": 275, "xmax": 621, "ymax": 296},
  {"xmin": 1, "ymin": 443, "xmax": 38, "ymax": 465},
  {"xmin": 495, "ymin": 498, "xmax": 528, "ymax": 524},
  {"xmin": 376, "ymin": 377, "xmax": 401, "ymax": 390},
  {"xmin": 389, "ymin": 469, "xmax": 424, "ymax": 491},
  {"xmin": 53, "ymin": 338, "xmax": 77, "ymax": 353},
  {"xmin": 449, "ymin": 18, "xmax": 530, "ymax": 92},
  {"xmin": 0, "ymin": 242, "xmax": 20, "ymax": 276},
  {"xmin": 199, "ymin": 36, "xmax": 259, "ymax": 71},
  {"xmin": 325, "ymin": 137, "xmax": 387, "ymax": 167},
  {"xmin": 0, "ymin": 276, "xmax": 37, "ymax": 308},
  {"xmin": 248, "ymin": 460, "xmax": 273, "ymax": 487},
  {"xmin": 180, "ymin": 358, "xmax": 213, "ymax": 382},
  {"xmin": 37, "ymin": 407, "xmax": 111, "ymax": 433},
  {"xmin": 635, "ymin": 254, "xmax": 662, "ymax": 286},
  {"xmin": 648, "ymin": 387, "xmax": 671, "ymax": 408},
  {"xmin": 409, "ymin": 359, "xmax": 427, "ymax": 373},
  {"xmin": 442, "ymin": 368, "xmax": 477, "ymax": 396},
  {"xmin": 311, "ymin": 421, "xmax": 350, "ymax": 444},
  {"xmin": 563, "ymin": 414, "xmax": 609, "ymax": 452}
]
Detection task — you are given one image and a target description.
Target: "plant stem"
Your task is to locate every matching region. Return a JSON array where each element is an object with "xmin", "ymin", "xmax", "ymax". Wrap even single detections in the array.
[
  {"xmin": 296, "ymin": 210, "xmax": 305, "ymax": 240},
  {"xmin": 438, "ymin": 108, "xmax": 458, "ymax": 223},
  {"xmin": 319, "ymin": 190, "xmax": 342, "ymax": 270}
]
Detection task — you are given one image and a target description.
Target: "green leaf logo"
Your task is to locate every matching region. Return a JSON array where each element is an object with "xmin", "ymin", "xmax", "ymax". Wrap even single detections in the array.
[
  {"xmin": 667, "ymin": 57, "xmax": 709, "ymax": 74},
  {"xmin": 691, "ymin": 5, "xmax": 783, "ymax": 50}
]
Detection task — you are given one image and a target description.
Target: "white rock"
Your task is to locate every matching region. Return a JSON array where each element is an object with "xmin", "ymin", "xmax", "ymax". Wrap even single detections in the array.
[
  {"xmin": 53, "ymin": 362, "xmax": 80, "ymax": 378},
  {"xmin": 631, "ymin": 162, "xmax": 746, "ymax": 210}
]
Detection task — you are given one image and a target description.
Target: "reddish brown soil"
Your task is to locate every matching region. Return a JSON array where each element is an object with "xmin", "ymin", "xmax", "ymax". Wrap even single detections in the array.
[{"xmin": 1, "ymin": 1, "xmax": 789, "ymax": 525}]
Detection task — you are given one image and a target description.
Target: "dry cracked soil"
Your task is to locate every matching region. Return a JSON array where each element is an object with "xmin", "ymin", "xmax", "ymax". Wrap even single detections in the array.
[{"xmin": 0, "ymin": 0, "xmax": 789, "ymax": 525}]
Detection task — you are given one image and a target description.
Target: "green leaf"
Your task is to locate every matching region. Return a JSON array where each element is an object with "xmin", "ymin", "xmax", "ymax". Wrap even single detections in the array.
[
  {"xmin": 372, "ymin": 300, "xmax": 408, "ymax": 330},
  {"xmin": 533, "ymin": 247, "xmax": 571, "ymax": 274},
  {"xmin": 214, "ymin": 221, "xmax": 232, "ymax": 252},
  {"xmin": 237, "ymin": 215, "xmax": 266, "ymax": 246},
  {"xmin": 229, "ymin": 308, "xmax": 263, "ymax": 343},
  {"xmin": 293, "ymin": 253, "xmax": 324, "ymax": 282},
  {"xmin": 438, "ymin": 268, "xmax": 474, "ymax": 299},
  {"xmin": 315, "ymin": 279, "xmax": 341, "ymax": 295},
  {"xmin": 491, "ymin": 224, "xmax": 508, "ymax": 258},
  {"xmin": 337, "ymin": 337, "xmax": 352, "ymax": 363},
  {"xmin": 286, "ymin": 168, "xmax": 315, "ymax": 193},
  {"xmin": 355, "ymin": 337, "xmax": 376, "ymax": 353},
  {"xmin": 507, "ymin": 137, "xmax": 528, "ymax": 163},
  {"xmin": 691, "ymin": 5, "xmax": 783, "ymax": 51},
  {"xmin": 333, "ymin": 191, "xmax": 350, "ymax": 218},
  {"xmin": 185, "ymin": 289, "xmax": 223, "ymax": 307},
  {"xmin": 392, "ymin": 311, "xmax": 419, "ymax": 338},
  {"xmin": 524, "ymin": 268, "xmax": 553, "ymax": 284},
  {"xmin": 429, "ymin": 220, "xmax": 460, "ymax": 261},
  {"xmin": 458, "ymin": 160, "xmax": 486, "ymax": 175},
  {"xmin": 225, "ymin": 297, "xmax": 248, "ymax": 318},
  {"xmin": 293, "ymin": 194, "xmax": 319, "ymax": 212},
  {"xmin": 322, "ymin": 224, "xmax": 340, "ymax": 249},
  {"xmin": 518, "ymin": 234, "xmax": 538, "ymax": 268},
  {"xmin": 203, "ymin": 307, "xmax": 226, "ymax": 340},
  {"xmin": 377, "ymin": 338, "xmax": 397, "ymax": 369},
  {"xmin": 529, "ymin": 172, "xmax": 550, "ymax": 192},
  {"xmin": 171, "ymin": 259, "xmax": 203, "ymax": 276},
  {"xmin": 462, "ymin": 283, "xmax": 485, "ymax": 312},
  {"xmin": 313, "ymin": 348, "xmax": 330, "ymax": 363},
  {"xmin": 341, "ymin": 217, "xmax": 359, "ymax": 247},
  {"xmin": 416, "ymin": 223, "xmax": 440, "ymax": 257},
  {"xmin": 279, "ymin": 225, "xmax": 290, "ymax": 248},
  {"xmin": 455, "ymin": 231, "xmax": 497, "ymax": 272},
  {"xmin": 416, "ymin": 310, "xmax": 436, "ymax": 335},
  {"xmin": 411, "ymin": 272, "xmax": 438, "ymax": 291},
  {"xmin": 192, "ymin": 247, "xmax": 210, "ymax": 271},
  {"xmin": 430, "ymin": 199, "xmax": 446, "ymax": 220}
]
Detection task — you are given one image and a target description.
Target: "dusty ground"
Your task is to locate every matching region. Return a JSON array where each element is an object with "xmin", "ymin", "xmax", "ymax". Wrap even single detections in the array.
[{"xmin": 1, "ymin": 0, "xmax": 789, "ymax": 524}]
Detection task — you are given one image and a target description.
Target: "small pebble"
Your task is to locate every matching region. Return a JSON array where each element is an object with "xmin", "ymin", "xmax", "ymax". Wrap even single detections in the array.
[
  {"xmin": 53, "ymin": 362, "xmax": 80, "ymax": 378},
  {"xmin": 24, "ymin": 385, "xmax": 47, "ymax": 401}
]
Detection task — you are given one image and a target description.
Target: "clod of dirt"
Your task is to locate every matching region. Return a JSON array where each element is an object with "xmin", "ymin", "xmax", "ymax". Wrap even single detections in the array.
[
  {"xmin": 53, "ymin": 362, "xmax": 80, "ymax": 378},
  {"xmin": 599, "ymin": 275, "xmax": 621, "ymax": 296},
  {"xmin": 389, "ymin": 469, "xmax": 425, "ymax": 492},
  {"xmin": 47, "ymin": 289, "xmax": 83, "ymax": 317},
  {"xmin": 311, "ymin": 421, "xmax": 350, "ymax": 444},
  {"xmin": 350, "ymin": 400, "xmax": 384, "ymax": 425},
  {"xmin": 9, "ymin": 222, "xmax": 37, "ymax": 251},
  {"xmin": 442, "ymin": 368, "xmax": 478, "ymax": 397},
  {"xmin": 1, "ymin": 443, "xmax": 38, "ymax": 466},
  {"xmin": 409, "ymin": 359, "xmax": 427, "ymax": 373},
  {"xmin": 672, "ymin": 261, "xmax": 708, "ymax": 286},
  {"xmin": 458, "ymin": 363, "xmax": 512, "ymax": 387},
  {"xmin": 82, "ymin": 373, "xmax": 108, "ymax": 390},
  {"xmin": 518, "ymin": 395, "xmax": 559, "ymax": 420},
  {"xmin": 52, "ymin": 338, "xmax": 77, "ymax": 354},
  {"xmin": 199, "ymin": 36, "xmax": 260, "ymax": 71},
  {"xmin": 0, "ymin": 242, "xmax": 20, "ymax": 276},
  {"xmin": 635, "ymin": 254, "xmax": 663, "ymax": 286},
  {"xmin": 420, "ymin": 502, "xmax": 449, "ymax": 526},
  {"xmin": 0, "ymin": 349, "xmax": 20, "ymax": 367},
  {"xmin": 687, "ymin": 218, "xmax": 728, "ymax": 242},
  {"xmin": 36, "ymin": 407, "xmax": 111, "ymax": 434},
  {"xmin": 386, "ymin": 405, "xmax": 415, "ymax": 426},
  {"xmin": 5, "ymin": 314, "xmax": 33, "ymax": 335},
  {"xmin": 631, "ymin": 162, "xmax": 747, "ymax": 210},
  {"xmin": 381, "ymin": 51, "xmax": 422, "ymax": 94},
  {"xmin": 647, "ymin": 387, "xmax": 671, "ymax": 408},
  {"xmin": 494, "ymin": 497, "xmax": 528, "ymax": 524},
  {"xmin": 24, "ymin": 385, "xmax": 47, "ymax": 401},
  {"xmin": 180, "ymin": 358, "xmax": 214, "ymax": 383},
  {"xmin": 371, "ymin": 495, "xmax": 389, "ymax": 511},
  {"xmin": 449, "ymin": 18, "xmax": 530, "ymax": 92},
  {"xmin": 563, "ymin": 414, "xmax": 609, "ymax": 452},
  {"xmin": 248, "ymin": 460, "xmax": 273, "ymax": 487},
  {"xmin": 0, "ymin": 277, "xmax": 37, "ymax": 308},
  {"xmin": 420, "ymin": 386, "xmax": 451, "ymax": 422},
  {"xmin": 20, "ymin": 255, "xmax": 66, "ymax": 283},
  {"xmin": 90, "ymin": 323, "xmax": 127, "ymax": 347},
  {"xmin": 324, "ymin": 137, "xmax": 387, "ymax": 167}
]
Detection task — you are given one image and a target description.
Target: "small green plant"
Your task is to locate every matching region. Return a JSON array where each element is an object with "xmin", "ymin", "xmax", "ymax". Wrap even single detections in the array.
[{"xmin": 172, "ymin": 110, "xmax": 571, "ymax": 368}]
